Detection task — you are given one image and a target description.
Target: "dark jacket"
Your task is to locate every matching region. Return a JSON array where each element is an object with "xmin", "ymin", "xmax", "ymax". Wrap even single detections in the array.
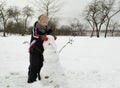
[{"xmin": 29, "ymin": 21, "xmax": 52, "ymax": 54}]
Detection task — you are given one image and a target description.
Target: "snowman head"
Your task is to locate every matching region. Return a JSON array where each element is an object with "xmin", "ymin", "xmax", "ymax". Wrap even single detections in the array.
[{"xmin": 43, "ymin": 35, "xmax": 57, "ymax": 50}]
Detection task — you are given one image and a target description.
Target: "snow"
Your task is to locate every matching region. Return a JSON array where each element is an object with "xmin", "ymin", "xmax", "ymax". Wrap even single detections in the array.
[{"xmin": 0, "ymin": 35, "xmax": 120, "ymax": 88}]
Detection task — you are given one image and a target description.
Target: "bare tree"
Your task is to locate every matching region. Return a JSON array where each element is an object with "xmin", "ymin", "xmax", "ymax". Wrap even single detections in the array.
[
  {"xmin": 70, "ymin": 18, "xmax": 78, "ymax": 36},
  {"xmin": 85, "ymin": 0, "xmax": 118, "ymax": 38},
  {"xmin": 7, "ymin": 6, "xmax": 21, "ymax": 24},
  {"xmin": 70, "ymin": 18, "xmax": 85, "ymax": 36},
  {"xmin": 85, "ymin": 0, "xmax": 102, "ymax": 37},
  {"xmin": 6, "ymin": 6, "xmax": 24, "ymax": 35},
  {"xmin": 109, "ymin": 22, "xmax": 119, "ymax": 36},
  {"xmin": 22, "ymin": 6, "xmax": 34, "ymax": 35},
  {"xmin": 0, "ymin": 1, "xmax": 11, "ymax": 37},
  {"xmin": 76, "ymin": 21, "xmax": 86, "ymax": 36},
  {"xmin": 105, "ymin": 8, "xmax": 120, "ymax": 37},
  {"xmin": 30, "ymin": 0, "xmax": 63, "ymax": 19}
]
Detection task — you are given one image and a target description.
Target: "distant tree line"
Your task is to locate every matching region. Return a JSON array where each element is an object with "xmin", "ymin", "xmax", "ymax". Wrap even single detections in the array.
[
  {"xmin": 0, "ymin": 0, "xmax": 120, "ymax": 37},
  {"xmin": 0, "ymin": 1, "xmax": 34, "ymax": 36}
]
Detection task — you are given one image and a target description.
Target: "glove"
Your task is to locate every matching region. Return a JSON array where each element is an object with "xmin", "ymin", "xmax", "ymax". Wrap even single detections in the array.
[
  {"xmin": 52, "ymin": 35, "xmax": 57, "ymax": 40},
  {"xmin": 41, "ymin": 35, "xmax": 48, "ymax": 41}
]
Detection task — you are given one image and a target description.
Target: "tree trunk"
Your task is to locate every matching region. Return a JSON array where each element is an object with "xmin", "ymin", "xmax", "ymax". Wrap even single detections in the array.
[
  {"xmin": 105, "ymin": 18, "xmax": 110, "ymax": 38},
  {"xmin": 3, "ymin": 30, "xmax": 6, "ymax": 37},
  {"xmin": 21, "ymin": 29, "xmax": 25, "ymax": 36},
  {"xmin": 87, "ymin": 20, "xmax": 95, "ymax": 38},
  {"xmin": 96, "ymin": 29, "xmax": 99, "ymax": 38},
  {"xmin": 111, "ymin": 29, "xmax": 114, "ymax": 36},
  {"xmin": 3, "ymin": 22, "xmax": 6, "ymax": 37},
  {"xmin": 111, "ymin": 24, "xmax": 115, "ymax": 36},
  {"xmin": 91, "ymin": 28, "xmax": 94, "ymax": 37},
  {"xmin": 95, "ymin": 22, "xmax": 99, "ymax": 38},
  {"xmin": 21, "ymin": 16, "xmax": 28, "ymax": 36}
]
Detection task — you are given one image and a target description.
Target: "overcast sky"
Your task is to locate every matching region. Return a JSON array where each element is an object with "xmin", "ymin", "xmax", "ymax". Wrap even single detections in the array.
[
  {"xmin": 1, "ymin": 0, "xmax": 93, "ymax": 25},
  {"xmin": 5, "ymin": 0, "xmax": 92, "ymax": 17},
  {"xmin": 1, "ymin": 0, "xmax": 120, "ymax": 26}
]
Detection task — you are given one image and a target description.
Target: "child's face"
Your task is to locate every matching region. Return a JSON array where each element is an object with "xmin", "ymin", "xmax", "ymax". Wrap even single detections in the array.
[{"xmin": 39, "ymin": 20, "xmax": 48, "ymax": 27}]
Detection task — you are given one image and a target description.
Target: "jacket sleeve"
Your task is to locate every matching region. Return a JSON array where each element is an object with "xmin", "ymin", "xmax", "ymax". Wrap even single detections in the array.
[{"xmin": 32, "ymin": 22, "xmax": 42, "ymax": 40}]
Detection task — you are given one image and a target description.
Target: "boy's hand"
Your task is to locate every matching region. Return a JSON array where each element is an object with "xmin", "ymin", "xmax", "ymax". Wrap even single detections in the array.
[{"xmin": 41, "ymin": 35, "xmax": 48, "ymax": 41}]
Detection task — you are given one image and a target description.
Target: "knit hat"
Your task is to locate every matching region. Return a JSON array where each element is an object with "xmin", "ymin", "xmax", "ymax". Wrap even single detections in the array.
[{"xmin": 38, "ymin": 15, "xmax": 49, "ymax": 23}]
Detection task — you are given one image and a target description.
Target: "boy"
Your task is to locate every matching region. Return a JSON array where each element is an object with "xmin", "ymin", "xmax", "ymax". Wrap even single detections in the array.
[{"xmin": 28, "ymin": 15, "xmax": 56, "ymax": 83}]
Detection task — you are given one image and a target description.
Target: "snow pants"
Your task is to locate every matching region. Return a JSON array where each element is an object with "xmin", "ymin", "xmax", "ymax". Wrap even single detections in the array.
[{"xmin": 28, "ymin": 51, "xmax": 44, "ymax": 82}]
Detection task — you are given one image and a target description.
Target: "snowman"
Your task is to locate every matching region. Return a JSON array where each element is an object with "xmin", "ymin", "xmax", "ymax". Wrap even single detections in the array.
[{"xmin": 41, "ymin": 35, "xmax": 66, "ymax": 88}]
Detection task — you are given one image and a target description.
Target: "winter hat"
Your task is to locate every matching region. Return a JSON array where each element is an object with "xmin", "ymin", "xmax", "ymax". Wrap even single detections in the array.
[{"xmin": 38, "ymin": 15, "xmax": 49, "ymax": 23}]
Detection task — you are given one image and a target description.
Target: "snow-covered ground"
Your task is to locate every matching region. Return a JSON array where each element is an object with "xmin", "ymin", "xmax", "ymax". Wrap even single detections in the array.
[{"xmin": 0, "ymin": 35, "xmax": 120, "ymax": 88}]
